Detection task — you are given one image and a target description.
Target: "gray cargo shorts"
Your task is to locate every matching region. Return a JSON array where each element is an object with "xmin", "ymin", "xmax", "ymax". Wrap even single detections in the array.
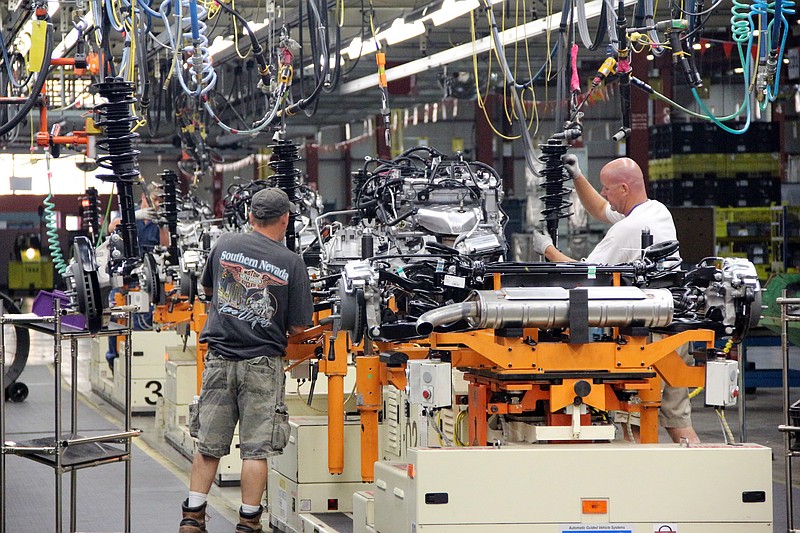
[{"xmin": 193, "ymin": 351, "xmax": 290, "ymax": 459}]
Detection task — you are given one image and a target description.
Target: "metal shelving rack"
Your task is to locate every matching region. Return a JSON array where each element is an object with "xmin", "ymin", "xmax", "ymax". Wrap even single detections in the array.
[
  {"xmin": 778, "ymin": 293, "xmax": 800, "ymax": 533},
  {"xmin": 0, "ymin": 298, "xmax": 140, "ymax": 533}
]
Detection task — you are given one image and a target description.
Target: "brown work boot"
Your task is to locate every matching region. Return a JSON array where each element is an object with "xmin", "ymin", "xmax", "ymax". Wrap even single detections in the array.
[
  {"xmin": 236, "ymin": 505, "xmax": 264, "ymax": 532},
  {"xmin": 180, "ymin": 499, "xmax": 208, "ymax": 533}
]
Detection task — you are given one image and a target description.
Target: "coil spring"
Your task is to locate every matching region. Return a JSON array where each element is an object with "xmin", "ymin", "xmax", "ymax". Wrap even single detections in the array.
[
  {"xmin": 269, "ymin": 140, "xmax": 302, "ymax": 200},
  {"xmin": 730, "ymin": 0, "xmax": 753, "ymax": 57},
  {"xmin": 159, "ymin": 169, "xmax": 180, "ymax": 266},
  {"xmin": 81, "ymin": 187, "xmax": 101, "ymax": 244},
  {"xmin": 44, "ymin": 192, "xmax": 67, "ymax": 275},
  {"xmin": 539, "ymin": 141, "xmax": 573, "ymax": 244},
  {"xmin": 269, "ymin": 140, "xmax": 302, "ymax": 252},
  {"xmin": 94, "ymin": 77, "xmax": 141, "ymax": 260},
  {"xmin": 41, "ymin": 153, "xmax": 68, "ymax": 276}
]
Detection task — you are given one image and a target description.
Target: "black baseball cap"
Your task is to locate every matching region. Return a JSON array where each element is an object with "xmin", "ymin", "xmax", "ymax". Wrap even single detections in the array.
[{"xmin": 250, "ymin": 188, "xmax": 298, "ymax": 220}]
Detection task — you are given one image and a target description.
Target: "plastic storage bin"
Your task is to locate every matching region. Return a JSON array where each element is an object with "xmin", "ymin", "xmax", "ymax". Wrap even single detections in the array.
[{"xmin": 32, "ymin": 290, "xmax": 87, "ymax": 330}]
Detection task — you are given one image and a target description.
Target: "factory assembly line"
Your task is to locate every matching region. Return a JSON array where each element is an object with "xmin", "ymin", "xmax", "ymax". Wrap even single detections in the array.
[{"xmin": 52, "ymin": 142, "xmax": 773, "ymax": 532}]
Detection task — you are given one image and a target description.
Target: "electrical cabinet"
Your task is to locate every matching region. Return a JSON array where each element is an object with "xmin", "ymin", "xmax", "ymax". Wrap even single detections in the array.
[
  {"xmin": 405, "ymin": 359, "xmax": 451, "ymax": 408},
  {"xmin": 705, "ymin": 359, "xmax": 739, "ymax": 407}
]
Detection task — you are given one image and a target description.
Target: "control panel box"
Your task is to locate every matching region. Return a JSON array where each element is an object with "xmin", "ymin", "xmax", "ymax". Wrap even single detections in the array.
[
  {"xmin": 705, "ymin": 359, "xmax": 740, "ymax": 407},
  {"xmin": 405, "ymin": 359, "xmax": 452, "ymax": 408}
]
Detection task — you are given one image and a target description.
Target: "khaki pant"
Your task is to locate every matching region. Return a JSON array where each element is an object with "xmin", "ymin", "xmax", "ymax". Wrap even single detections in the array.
[{"xmin": 194, "ymin": 352, "xmax": 289, "ymax": 459}]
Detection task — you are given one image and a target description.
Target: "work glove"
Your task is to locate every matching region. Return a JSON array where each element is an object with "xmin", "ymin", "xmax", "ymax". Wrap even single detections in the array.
[
  {"xmin": 561, "ymin": 154, "xmax": 582, "ymax": 180},
  {"xmin": 134, "ymin": 207, "xmax": 157, "ymax": 221},
  {"xmin": 532, "ymin": 231, "xmax": 554, "ymax": 256}
]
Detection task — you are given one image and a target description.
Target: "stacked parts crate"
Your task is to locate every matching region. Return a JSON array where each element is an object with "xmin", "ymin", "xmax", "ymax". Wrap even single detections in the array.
[
  {"xmin": 715, "ymin": 206, "xmax": 800, "ymax": 280},
  {"xmin": 648, "ymin": 122, "xmax": 780, "ymax": 207}
]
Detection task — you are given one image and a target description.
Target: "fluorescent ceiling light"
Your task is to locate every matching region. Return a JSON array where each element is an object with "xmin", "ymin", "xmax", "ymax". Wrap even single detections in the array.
[
  {"xmin": 210, "ymin": 20, "xmax": 270, "ymax": 61},
  {"xmin": 302, "ymin": 55, "xmax": 346, "ymax": 75},
  {"xmin": 246, "ymin": 20, "xmax": 269, "ymax": 34},
  {"xmin": 344, "ymin": 37, "xmax": 364, "ymax": 59},
  {"xmin": 429, "ymin": 0, "xmax": 479, "ymax": 26},
  {"xmin": 209, "ymin": 35, "xmax": 233, "ymax": 58},
  {"xmin": 378, "ymin": 18, "xmax": 425, "ymax": 45},
  {"xmin": 340, "ymin": 0, "xmax": 635, "ymax": 95},
  {"xmin": 344, "ymin": 36, "xmax": 378, "ymax": 59}
]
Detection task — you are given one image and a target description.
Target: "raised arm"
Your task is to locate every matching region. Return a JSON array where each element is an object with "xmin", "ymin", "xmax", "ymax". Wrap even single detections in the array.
[{"xmin": 563, "ymin": 154, "xmax": 611, "ymax": 224}]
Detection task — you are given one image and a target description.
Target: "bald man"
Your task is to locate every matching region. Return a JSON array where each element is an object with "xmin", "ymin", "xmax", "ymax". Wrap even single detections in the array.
[
  {"xmin": 534, "ymin": 157, "xmax": 678, "ymax": 264},
  {"xmin": 533, "ymin": 156, "xmax": 700, "ymax": 444}
]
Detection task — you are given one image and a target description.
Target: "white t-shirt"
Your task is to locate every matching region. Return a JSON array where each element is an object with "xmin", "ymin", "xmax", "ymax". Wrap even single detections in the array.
[{"xmin": 585, "ymin": 200, "xmax": 679, "ymax": 265}]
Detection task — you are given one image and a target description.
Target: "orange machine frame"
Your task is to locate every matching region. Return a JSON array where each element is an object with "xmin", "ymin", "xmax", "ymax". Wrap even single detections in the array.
[{"xmin": 286, "ymin": 274, "xmax": 712, "ymax": 482}]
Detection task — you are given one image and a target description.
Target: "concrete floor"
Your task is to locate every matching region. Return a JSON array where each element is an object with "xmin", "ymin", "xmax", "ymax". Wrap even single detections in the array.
[{"xmin": 5, "ymin": 322, "xmax": 800, "ymax": 532}]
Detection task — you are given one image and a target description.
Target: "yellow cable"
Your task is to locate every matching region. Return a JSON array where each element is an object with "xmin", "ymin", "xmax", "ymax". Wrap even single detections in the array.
[
  {"xmin": 126, "ymin": 18, "xmax": 135, "ymax": 82},
  {"xmin": 110, "ymin": 0, "xmax": 124, "ymax": 31},
  {"xmin": 723, "ymin": 338, "xmax": 734, "ymax": 354},
  {"xmin": 520, "ymin": 0, "xmax": 539, "ymax": 133},
  {"xmin": 206, "ymin": 1, "xmax": 219, "ymax": 18},
  {"xmin": 96, "ymin": 184, "xmax": 117, "ymax": 244},
  {"xmin": 368, "ymin": 0, "xmax": 379, "ymax": 46},
  {"xmin": 485, "ymin": 4, "xmax": 515, "ymax": 122},
  {"xmin": 750, "ymin": 20, "xmax": 762, "ymax": 90},
  {"xmin": 232, "ymin": 0, "xmax": 252, "ymax": 59},
  {"xmin": 716, "ymin": 407, "xmax": 736, "ymax": 443},
  {"xmin": 526, "ymin": 85, "xmax": 539, "ymax": 135},
  {"xmin": 499, "ymin": 1, "xmax": 515, "ymax": 122},
  {"xmin": 454, "ymin": 409, "xmax": 468, "ymax": 446},
  {"xmin": 539, "ymin": 0, "xmax": 553, "ymax": 108},
  {"xmin": 513, "ymin": 0, "xmax": 519, "ymax": 91},
  {"xmin": 435, "ymin": 410, "xmax": 444, "ymax": 446},
  {"xmin": 690, "ymin": 340, "xmax": 734, "ymax": 399},
  {"xmin": 126, "ymin": 14, "xmax": 140, "ymax": 127},
  {"xmin": 470, "ymin": 10, "xmax": 520, "ymax": 140}
]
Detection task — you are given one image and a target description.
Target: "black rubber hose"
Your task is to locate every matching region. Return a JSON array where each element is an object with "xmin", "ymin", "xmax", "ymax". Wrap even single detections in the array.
[
  {"xmin": 1, "ymin": 291, "xmax": 30, "ymax": 386},
  {"xmin": 215, "ymin": 1, "xmax": 272, "ymax": 88},
  {"xmin": 282, "ymin": 0, "xmax": 330, "ymax": 116},
  {"xmin": 0, "ymin": 20, "xmax": 53, "ymax": 137}
]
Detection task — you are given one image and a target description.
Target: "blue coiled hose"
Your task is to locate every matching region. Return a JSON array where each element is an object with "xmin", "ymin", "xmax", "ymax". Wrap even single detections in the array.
[
  {"xmin": 43, "ymin": 157, "xmax": 67, "ymax": 275},
  {"xmin": 766, "ymin": 0, "xmax": 795, "ymax": 101},
  {"xmin": 690, "ymin": 0, "xmax": 753, "ymax": 135},
  {"xmin": 181, "ymin": 0, "xmax": 216, "ymax": 96}
]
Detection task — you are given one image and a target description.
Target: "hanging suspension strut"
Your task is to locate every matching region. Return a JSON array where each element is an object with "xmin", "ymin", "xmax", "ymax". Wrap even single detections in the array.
[
  {"xmin": 159, "ymin": 169, "xmax": 181, "ymax": 268},
  {"xmin": 269, "ymin": 138, "xmax": 302, "ymax": 253},
  {"xmin": 539, "ymin": 140, "xmax": 573, "ymax": 247},
  {"xmin": 94, "ymin": 77, "xmax": 142, "ymax": 273}
]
